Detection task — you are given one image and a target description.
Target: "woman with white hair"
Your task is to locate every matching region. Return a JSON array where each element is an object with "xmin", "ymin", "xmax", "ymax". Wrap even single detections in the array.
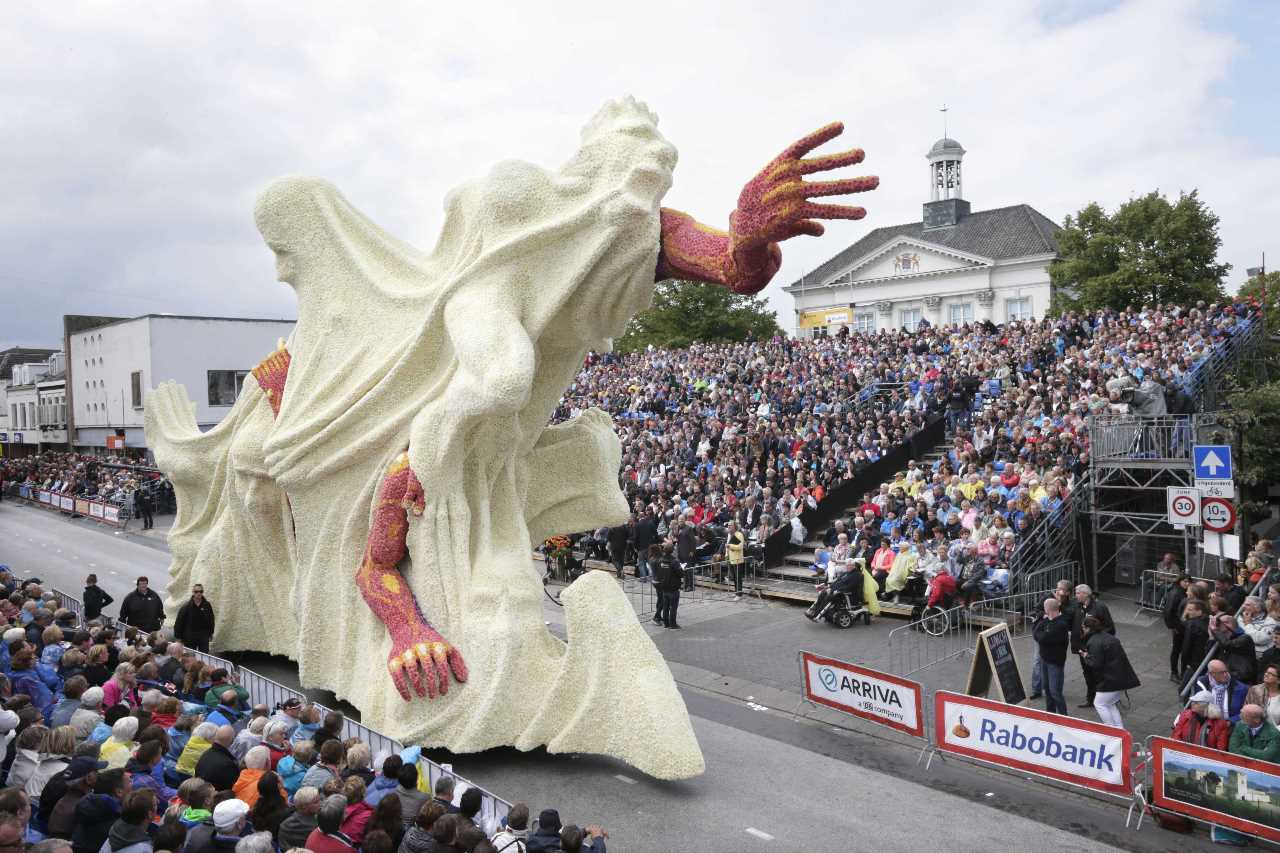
[
  {"xmin": 176, "ymin": 721, "xmax": 219, "ymax": 780},
  {"xmin": 100, "ymin": 716, "xmax": 140, "ymax": 769},
  {"xmin": 70, "ymin": 686, "xmax": 105, "ymax": 740},
  {"xmin": 231, "ymin": 715, "xmax": 268, "ymax": 762},
  {"xmin": 26, "ymin": 725, "xmax": 76, "ymax": 799},
  {"xmin": 263, "ymin": 720, "xmax": 292, "ymax": 768},
  {"xmin": 233, "ymin": 745, "xmax": 285, "ymax": 807}
]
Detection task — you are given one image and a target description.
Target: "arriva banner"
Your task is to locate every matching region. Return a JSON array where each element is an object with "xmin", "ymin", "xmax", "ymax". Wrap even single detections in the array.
[
  {"xmin": 934, "ymin": 691, "xmax": 1132, "ymax": 795},
  {"xmin": 801, "ymin": 651, "xmax": 924, "ymax": 738}
]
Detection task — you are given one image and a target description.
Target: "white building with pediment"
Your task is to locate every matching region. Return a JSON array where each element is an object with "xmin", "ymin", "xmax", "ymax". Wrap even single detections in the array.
[{"xmin": 784, "ymin": 137, "xmax": 1061, "ymax": 336}]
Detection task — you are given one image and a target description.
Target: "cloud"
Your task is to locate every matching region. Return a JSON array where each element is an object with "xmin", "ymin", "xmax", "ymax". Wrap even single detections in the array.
[{"xmin": 0, "ymin": 0, "xmax": 1273, "ymax": 345}]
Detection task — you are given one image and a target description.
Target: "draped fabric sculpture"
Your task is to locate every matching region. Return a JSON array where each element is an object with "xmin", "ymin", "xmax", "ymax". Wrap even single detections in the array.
[{"xmin": 145, "ymin": 98, "xmax": 877, "ymax": 779}]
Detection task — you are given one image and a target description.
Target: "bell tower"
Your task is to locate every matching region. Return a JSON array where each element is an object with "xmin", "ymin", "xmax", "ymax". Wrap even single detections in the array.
[{"xmin": 923, "ymin": 136, "xmax": 969, "ymax": 230}]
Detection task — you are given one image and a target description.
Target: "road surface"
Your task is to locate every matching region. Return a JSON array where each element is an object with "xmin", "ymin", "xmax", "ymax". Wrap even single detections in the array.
[{"xmin": 0, "ymin": 500, "xmax": 1219, "ymax": 851}]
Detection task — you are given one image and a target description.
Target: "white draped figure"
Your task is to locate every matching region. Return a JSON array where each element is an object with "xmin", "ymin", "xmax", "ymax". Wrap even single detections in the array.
[{"xmin": 146, "ymin": 98, "xmax": 704, "ymax": 779}]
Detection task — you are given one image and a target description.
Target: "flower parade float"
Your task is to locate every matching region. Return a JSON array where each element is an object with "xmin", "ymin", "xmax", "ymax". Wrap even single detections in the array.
[{"xmin": 144, "ymin": 97, "xmax": 877, "ymax": 779}]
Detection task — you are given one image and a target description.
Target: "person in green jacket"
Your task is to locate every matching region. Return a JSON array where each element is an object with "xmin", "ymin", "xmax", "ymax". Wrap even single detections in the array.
[
  {"xmin": 203, "ymin": 668, "xmax": 250, "ymax": 709},
  {"xmin": 1229, "ymin": 704, "xmax": 1280, "ymax": 763}
]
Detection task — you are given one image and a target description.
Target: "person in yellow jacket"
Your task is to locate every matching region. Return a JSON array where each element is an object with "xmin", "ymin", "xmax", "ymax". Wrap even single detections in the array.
[
  {"xmin": 176, "ymin": 721, "xmax": 218, "ymax": 778},
  {"xmin": 721, "ymin": 521, "xmax": 747, "ymax": 598}
]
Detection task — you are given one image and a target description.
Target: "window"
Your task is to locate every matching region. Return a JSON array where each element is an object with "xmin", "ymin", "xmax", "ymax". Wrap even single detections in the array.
[
  {"xmin": 131, "ymin": 371, "xmax": 143, "ymax": 408},
  {"xmin": 207, "ymin": 370, "xmax": 249, "ymax": 406},
  {"xmin": 1006, "ymin": 296, "xmax": 1033, "ymax": 322},
  {"xmin": 899, "ymin": 308, "xmax": 922, "ymax": 330},
  {"xmin": 852, "ymin": 312, "xmax": 875, "ymax": 333},
  {"xmin": 948, "ymin": 302, "xmax": 974, "ymax": 326}
]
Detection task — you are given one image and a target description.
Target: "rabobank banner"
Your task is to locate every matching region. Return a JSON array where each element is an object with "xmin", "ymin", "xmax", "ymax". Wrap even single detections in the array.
[
  {"xmin": 934, "ymin": 691, "xmax": 1132, "ymax": 795},
  {"xmin": 801, "ymin": 652, "xmax": 924, "ymax": 738}
]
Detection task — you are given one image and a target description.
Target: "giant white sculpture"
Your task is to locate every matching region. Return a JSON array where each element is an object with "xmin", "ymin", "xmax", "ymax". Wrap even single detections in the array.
[{"xmin": 145, "ymin": 97, "xmax": 876, "ymax": 779}]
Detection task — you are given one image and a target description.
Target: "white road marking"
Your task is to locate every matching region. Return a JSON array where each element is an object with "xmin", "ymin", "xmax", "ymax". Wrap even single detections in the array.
[
  {"xmin": 745, "ymin": 828, "xmax": 774, "ymax": 841},
  {"xmin": 613, "ymin": 774, "xmax": 637, "ymax": 784}
]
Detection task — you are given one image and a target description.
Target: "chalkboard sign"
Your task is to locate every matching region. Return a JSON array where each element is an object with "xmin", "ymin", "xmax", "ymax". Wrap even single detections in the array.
[{"xmin": 964, "ymin": 622, "xmax": 1027, "ymax": 704}]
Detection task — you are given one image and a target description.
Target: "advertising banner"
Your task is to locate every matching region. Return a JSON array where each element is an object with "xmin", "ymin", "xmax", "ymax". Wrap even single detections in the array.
[
  {"xmin": 89, "ymin": 502, "xmax": 104, "ymax": 519},
  {"xmin": 801, "ymin": 651, "xmax": 924, "ymax": 737},
  {"xmin": 75, "ymin": 499, "xmax": 90, "ymax": 515},
  {"xmin": 934, "ymin": 691, "xmax": 1132, "ymax": 795},
  {"xmin": 59, "ymin": 495, "xmax": 73, "ymax": 511},
  {"xmin": 104, "ymin": 505, "xmax": 120, "ymax": 523},
  {"xmin": 1151, "ymin": 736, "xmax": 1280, "ymax": 843},
  {"xmin": 39, "ymin": 490, "xmax": 52, "ymax": 504}
]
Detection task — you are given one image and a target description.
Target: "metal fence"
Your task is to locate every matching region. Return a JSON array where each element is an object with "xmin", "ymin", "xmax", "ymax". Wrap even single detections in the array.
[
  {"xmin": 1089, "ymin": 415, "xmax": 1196, "ymax": 462},
  {"xmin": 1136, "ymin": 569, "xmax": 1180, "ymax": 614},
  {"xmin": 48, "ymin": 588, "xmax": 513, "ymax": 824},
  {"xmin": 888, "ymin": 560, "xmax": 1084, "ymax": 679}
]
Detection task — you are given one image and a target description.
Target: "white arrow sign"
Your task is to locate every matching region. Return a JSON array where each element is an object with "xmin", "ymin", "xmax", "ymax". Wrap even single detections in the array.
[{"xmin": 1201, "ymin": 450, "xmax": 1226, "ymax": 476}]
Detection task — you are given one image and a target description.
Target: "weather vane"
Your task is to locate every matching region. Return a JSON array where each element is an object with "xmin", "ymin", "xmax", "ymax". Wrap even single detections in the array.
[{"xmin": 940, "ymin": 103, "xmax": 948, "ymax": 138}]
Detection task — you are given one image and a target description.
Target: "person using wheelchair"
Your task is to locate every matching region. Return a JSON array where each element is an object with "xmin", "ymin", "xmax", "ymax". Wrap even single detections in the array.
[{"xmin": 805, "ymin": 557, "xmax": 868, "ymax": 623}]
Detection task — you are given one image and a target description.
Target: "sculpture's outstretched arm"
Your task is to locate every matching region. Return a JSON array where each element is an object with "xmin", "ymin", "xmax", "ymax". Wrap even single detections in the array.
[
  {"xmin": 656, "ymin": 122, "xmax": 878, "ymax": 294},
  {"xmin": 358, "ymin": 452, "xmax": 468, "ymax": 701}
]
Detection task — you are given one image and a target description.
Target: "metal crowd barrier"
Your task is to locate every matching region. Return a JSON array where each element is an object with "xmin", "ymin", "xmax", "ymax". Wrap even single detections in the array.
[
  {"xmin": 52, "ymin": 588, "xmax": 84, "ymax": 620},
  {"xmin": 888, "ymin": 561, "xmax": 1084, "ymax": 678},
  {"xmin": 1136, "ymin": 569, "xmax": 1179, "ymax": 614}
]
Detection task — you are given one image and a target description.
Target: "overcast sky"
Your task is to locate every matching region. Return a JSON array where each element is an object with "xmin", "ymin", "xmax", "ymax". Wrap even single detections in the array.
[{"xmin": 2, "ymin": 0, "xmax": 1276, "ymax": 348}]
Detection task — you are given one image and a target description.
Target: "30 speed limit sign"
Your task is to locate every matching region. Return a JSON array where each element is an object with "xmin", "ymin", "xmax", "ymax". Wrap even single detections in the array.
[
  {"xmin": 1201, "ymin": 497, "xmax": 1236, "ymax": 533},
  {"xmin": 1166, "ymin": 487, "xmax": 1200, "ymax": 526}
]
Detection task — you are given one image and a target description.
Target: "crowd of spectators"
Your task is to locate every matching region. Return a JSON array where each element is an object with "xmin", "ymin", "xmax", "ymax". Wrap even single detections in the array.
[
  {"xmin": 552, "ymin": 298, "xmax": 1260, "ymax": 598},
  {"xmin": 0, "ymin": 453, "xmax": 171, "ymax": 514},
  {"xmin": 0, "ymin": 569, "xmax": 601, "ymax": 853}
]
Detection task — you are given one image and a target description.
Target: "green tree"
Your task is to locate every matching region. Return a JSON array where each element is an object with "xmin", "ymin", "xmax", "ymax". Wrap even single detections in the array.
[
  {"xmin": 1238, "ymin": 270, "xmax": 1280, "ymax": 311},
  {"xmin": 615, "ymin": 278, "xmax": 781, "ymax": 353},
  {"xmin": 1049, "ymin": 190, "xmax": 1229, "ymax": 313}
]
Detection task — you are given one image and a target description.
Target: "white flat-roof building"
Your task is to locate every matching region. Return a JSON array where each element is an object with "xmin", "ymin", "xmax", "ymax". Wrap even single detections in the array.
[
  {"xmin": 785, "ymin": 136, "xmax": 1061, "ymax": 336},
  {"xmin": 66, "ymin": 314, "xmax": 295, "ymax": 453}
]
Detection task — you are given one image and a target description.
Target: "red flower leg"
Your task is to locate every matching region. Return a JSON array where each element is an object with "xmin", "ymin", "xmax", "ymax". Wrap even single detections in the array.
[{"xmin": 357, "ymin": 451, "xmax": 467, "ymax": 701}]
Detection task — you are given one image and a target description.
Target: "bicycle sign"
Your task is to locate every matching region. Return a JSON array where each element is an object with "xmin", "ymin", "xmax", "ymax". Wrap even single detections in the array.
[
  {"xmin": 1200, "ymin": 497, "xmax": 1236, "ymax": 533},
  {"xmin": 1166, "ymin": 487, "xmax": 1199, "ymax": 527}
]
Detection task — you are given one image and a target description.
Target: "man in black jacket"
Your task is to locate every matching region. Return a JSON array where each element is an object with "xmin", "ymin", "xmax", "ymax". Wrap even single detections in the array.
[
  {"xmin": 117, "ymin": 576, "xmax": 164, "ymax": 632},
  {"xmin": 1070, "ymin": 585, "xmax": 1114, "ymax": 708},
  {"xmin": 1216, "ymin": 573, "xmax": 1247, "ymax": 615},
  {"xmin": 654, "ymin": 545, "xmax": 681, "ymax": 629},
  {"xmin": 607, "ymin": 523, "xmax": 630, "ymax": 580},
  {"xmin": 82, "ymin": 574, "xmax": 114, "ymax": 622},
  {"xmin": 1180, "ymin": 600, "xmax": 1212, "ymax": 686},
  {"xmin": 1162, "ymin": 573, "xmax": 1191, "ymax": 681},
  {"xmin": 632, "ymin": 511, "xmax": 657, "ymax": 581},
  {"xmin": 133, "ymin": 488, "xmax": 154, "ymax": 530},
  {"xmin": 1032, "ymin": 597, "xmax": 1071, "ymax": 715},
  {"xmin": 194, "ymin": 726, "xmax": 240, "ymax": 792},
  {"xmin": 71, "ymin": 769, "xmax": 129, "ymax": 853},
  {"xmin": 173, "ymin": 584, "xmax": 216, "ymax": 652}
]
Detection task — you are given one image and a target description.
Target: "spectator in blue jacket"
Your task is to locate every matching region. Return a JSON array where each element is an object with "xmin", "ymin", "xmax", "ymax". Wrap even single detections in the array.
[
  {"xmin": 10, "ymin": 645, "xmax": 58, "ymax": 723},
  {"xmin": 1193, "ymin": 659, "xmax": 1250, "ymax": 723}
]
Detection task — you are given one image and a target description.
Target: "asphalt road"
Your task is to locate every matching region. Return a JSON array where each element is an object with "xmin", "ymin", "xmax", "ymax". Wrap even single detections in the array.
[{"xmin": 0, "ymin": 500, "xmax": 1221, "ymax": 851}]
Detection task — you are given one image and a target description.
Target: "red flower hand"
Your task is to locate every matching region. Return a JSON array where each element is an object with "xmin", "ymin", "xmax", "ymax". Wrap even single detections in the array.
[
  {"xmin": 386, "ymin": 620, "xmax": 469, "ymax": 701},
  {"xmin": 657, "ymin": 122, "xmax": 877, "ymax": 294}
]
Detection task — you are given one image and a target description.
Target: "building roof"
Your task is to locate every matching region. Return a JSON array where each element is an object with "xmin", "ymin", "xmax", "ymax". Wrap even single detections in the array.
[
  {"xmin": 66, "ymin": 313, "xmax": 295, "ymax": 334},
  {"xmin": 789, "ymin": 203, "xmax": 1061, "ymax": 289},
  {"xmin": 0, "ymin": 348, "xmax": 58, "ymax": 382},
  {"xmin": 928, "ymin": 137, "xmax": 965, "ymax": 156}
]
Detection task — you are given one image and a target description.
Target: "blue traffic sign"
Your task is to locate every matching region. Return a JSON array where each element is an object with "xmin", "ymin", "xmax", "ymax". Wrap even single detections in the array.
[{"xmin": 1193, "ymin": 445, "xmax": 1233, "ymax": 480}]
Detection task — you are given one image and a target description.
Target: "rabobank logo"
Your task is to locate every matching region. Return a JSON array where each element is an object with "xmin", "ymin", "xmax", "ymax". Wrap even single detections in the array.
[
  {"xmin": 937, "ymin": 692, "xmax": 1130, "ymax": 792},
  {"xmin": 819, "ymin": 667, "xmax": 838, "ymax": 691}
]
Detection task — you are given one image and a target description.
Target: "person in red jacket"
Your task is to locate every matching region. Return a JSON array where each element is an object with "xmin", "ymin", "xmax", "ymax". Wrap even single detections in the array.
[{"xmin": 1172, "ymin": 689, "xmax": 1232, "ymax": 751}]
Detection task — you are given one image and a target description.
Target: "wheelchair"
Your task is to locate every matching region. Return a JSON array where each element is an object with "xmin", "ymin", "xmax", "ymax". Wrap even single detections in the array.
[{"xmin": 807, "ymin": 584, "xmax": 872, "ymax": 629}]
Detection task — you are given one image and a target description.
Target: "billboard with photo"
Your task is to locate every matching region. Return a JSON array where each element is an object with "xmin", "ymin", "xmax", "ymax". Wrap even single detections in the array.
[{"xmin": 1151, "ymin": 736, "xmax": 1280, "ymax": 843}]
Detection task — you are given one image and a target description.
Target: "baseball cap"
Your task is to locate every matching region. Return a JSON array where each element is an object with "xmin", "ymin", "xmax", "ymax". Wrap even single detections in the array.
[
  {"xmin": 281, "ymin": 697, "xmax": 302, "ymax": 710},
  {"xmin": 213, "ymin": 798, "xmax": 251, "ymax": 830},
  {"xmin": 64, "ymin": 755, "xmax": 108, "ymax": 781}
]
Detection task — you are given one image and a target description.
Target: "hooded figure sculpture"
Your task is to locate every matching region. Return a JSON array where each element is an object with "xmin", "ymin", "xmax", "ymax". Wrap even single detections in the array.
[{"xmin": 145, "ymin": 97, "xmax": 877, "ymax": 780}]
